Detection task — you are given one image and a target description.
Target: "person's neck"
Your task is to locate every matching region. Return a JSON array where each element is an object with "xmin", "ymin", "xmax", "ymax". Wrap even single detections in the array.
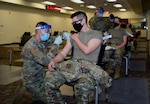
[
  {"xmin": 34, "ymin": 34, "xmax": 41, "ymax": 42},
  {"xmin": 115, "ymin": 26, "xmax": 120, "ymax": 29},
  {"xmin": 81, "ymin": 24, "xmax": 90, "ymax": 32}
]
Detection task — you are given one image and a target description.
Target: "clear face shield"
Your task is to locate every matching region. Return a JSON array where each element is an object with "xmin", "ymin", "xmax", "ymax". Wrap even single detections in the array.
[{"xmin": 35, "ymin": 24, "xmax": 52, "ymax": 41}]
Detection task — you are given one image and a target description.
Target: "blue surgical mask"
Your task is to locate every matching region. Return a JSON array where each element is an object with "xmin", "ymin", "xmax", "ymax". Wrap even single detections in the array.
[
  {"xmin": 97, "ymin": 9, "xmax": 104, "ymax": 17},
  {"xmin": 98, "ymin": 13, "xmax": 103, "ymax": 17},
  {"xmin": 40, "ymin": 32, "xmax": 50, "ymax": 41}
]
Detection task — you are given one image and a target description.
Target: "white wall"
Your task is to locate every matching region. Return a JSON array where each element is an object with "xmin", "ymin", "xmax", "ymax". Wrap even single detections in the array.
[
  {"xmin": 0, "ymin": 1, "xmax": 149, "ymax": 45},
  {"xmin": 0, "ymin": 3, "xmax": 73, "ymax": 44},
  {"xmin": 110, "ymin": 11, "xmax": 145, "ymax": 19}
]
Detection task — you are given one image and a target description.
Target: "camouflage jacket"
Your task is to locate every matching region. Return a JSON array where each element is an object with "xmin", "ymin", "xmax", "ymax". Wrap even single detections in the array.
[
  {"xmin": 89, "ymin": 16, "xmax": 114, "ymax": 32},
  {"xmin": 21, "ymin": 37, "xmax": 59, "ymax": 84}
]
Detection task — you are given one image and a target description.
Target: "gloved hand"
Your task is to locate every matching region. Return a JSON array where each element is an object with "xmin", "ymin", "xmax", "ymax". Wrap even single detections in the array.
[
  {"xmin": 104, "ymin": 31, "xmax": 109, "ymax": 36},
  {"xmin": 54, "ymin": 35, "xmax": 62, "ymax": 45},
  {"xmin": 105, "ymin": 46, "xmax": 115, "ymax": 50},
  {"xmin": 103, "ymin": 35, "xmax": 112, "ymax": 40},
  {"xmin": 62, "ymin": 32, "xmax": 71, "ymax": 41}
]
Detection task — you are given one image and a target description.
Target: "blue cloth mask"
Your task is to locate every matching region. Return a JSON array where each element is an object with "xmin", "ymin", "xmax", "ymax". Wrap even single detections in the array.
[{"xmin": 40, "ymin": 32, "xmax": 50, "ymax": 41}]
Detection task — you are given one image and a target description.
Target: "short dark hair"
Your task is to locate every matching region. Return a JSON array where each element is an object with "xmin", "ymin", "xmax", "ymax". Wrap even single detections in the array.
[
  {"xmin": 35, "ymin": 22, "xmax": 48, "ymax": 27},
  {"xmin": 71, "ymin": 11, "xmax": 88, "ymax": 23}
]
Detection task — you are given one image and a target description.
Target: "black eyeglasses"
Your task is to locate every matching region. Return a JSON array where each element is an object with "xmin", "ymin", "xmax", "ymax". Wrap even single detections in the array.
[{"xmin": 72, "ymin": 19, "xmax": 83, "ymax": 25}]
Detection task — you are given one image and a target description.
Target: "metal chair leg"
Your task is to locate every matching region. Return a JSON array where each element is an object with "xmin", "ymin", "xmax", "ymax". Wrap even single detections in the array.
[
  {"xmin": 9, "ymin": 50, "xmax": 12, "ymax": 66},
  {"xmin": 95, "ymin": 86, "xmax": 99, "ymax": 104},
  {"xmin": 95, "ymin": 86, "xmax": 109, "ymax": 104},
  {"xmin": 105, "ymin": 88, "xmax": 109, "ymax": 102},
  {"xmin": 123, "ymin": 56, "xmax": 128, "ymax": 76}
]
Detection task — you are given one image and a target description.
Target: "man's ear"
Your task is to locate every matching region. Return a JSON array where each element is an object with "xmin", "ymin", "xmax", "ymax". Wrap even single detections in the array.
[{"xmin": 82, "ymin": 18, "xmax": 86, "ymax": 24}]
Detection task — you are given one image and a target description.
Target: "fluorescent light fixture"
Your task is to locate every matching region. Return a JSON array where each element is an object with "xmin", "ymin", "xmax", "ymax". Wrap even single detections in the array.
[
  {"xmin": 104, "ymin": 3, "xmax": 108, "ymax": 6},
  {"xmin": 106, "ymin": 0, "xmax": 117, "ymax": 2},
  {"xmin": 43, "ymin": 1, "xmax": 56, "ymax": 5},
  {"xmin": 86, "ymin": 5, "xmax": 96, "ymax": 9},
  {"xmin": 113, "ymin": 4, "xmax": 123, "ymax": 8},
  {"xmin": 119, "ymin": 8, "xmax": 126, "ymax": 11},
  {"xmin": 71, "ymin": 0, "xmax": 84, "ymax": 4},
  {"xmin": 62, "ymin": 6, "xmax": 73, "ymax": 10}
]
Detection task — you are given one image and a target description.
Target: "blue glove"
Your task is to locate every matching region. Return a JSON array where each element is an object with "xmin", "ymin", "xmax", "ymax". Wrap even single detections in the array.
[
  {"xmin": 62, "ymin": 32, "xmax": 71, "ymax": 41},
  {"xmin": 54, "ymin": 35, "xmax": 62, "ymax": 45}
]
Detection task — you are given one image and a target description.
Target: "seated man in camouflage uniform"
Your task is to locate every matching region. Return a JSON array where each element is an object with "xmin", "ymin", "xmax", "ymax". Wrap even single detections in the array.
[
  {"xmin": 89, "ymin": 8, "xmax": 115, "ymax": 68},
  {"xmin": 48, "ymin": 11, "xmax": 112, "ymax": 104},
  {"xmin": 21, "ymin": 22, "xmax": 63, "ymax": 103},
  {"xmin": 103, "ymin": 17, "xmax": 128, "ymax": 79}
]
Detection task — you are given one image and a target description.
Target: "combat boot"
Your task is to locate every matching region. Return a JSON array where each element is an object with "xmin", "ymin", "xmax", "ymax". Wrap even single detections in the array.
[
  {"xmin": 114, "ymin": 68, "xmax": 120, "ymax": 79},
  {"xmin": 106, "ymin": 68, "xmax": 111, "ymax": 75},
  {"xmin": 106, "ymin": 68, "xmax": 114, "ymax": 75}
]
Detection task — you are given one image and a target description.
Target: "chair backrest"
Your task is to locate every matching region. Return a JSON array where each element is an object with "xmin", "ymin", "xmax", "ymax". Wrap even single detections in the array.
[
  {"xmin": 53, "ymin": 31, "xmax": 59, "ymax": 36},
  {"xmin": 20, "ymin": 32, "xmax": 32, "ymax": 46},
  {"xmin": 96, "ymin": 44, "xmax": 106, "ymax": 69},
  {"xmin": 70, "ymin": 44, "xmax": 106, "ymax": 69},
  {"xmin": 70, "ymin": 47, "xmax": 74, "ymax": 60}
]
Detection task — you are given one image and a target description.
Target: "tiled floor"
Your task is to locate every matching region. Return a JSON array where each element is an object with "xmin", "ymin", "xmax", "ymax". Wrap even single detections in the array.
[
  {"xmin": 0, "ymin": 65, "xmax": 22, "ymax": 85},
  {"xmin": 105, "ymin": 77, "xmax": 149, "ymax": 104}
]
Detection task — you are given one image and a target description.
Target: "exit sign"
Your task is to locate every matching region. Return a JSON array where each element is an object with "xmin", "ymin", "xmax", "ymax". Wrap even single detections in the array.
[{"xmin": 46, "ymin": 5, "xmax": 60, "ymax": 12}]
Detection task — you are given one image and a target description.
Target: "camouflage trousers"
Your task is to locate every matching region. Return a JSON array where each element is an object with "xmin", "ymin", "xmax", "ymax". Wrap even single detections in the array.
[
  {"xmin": 103, "ymin": 48, "xmax": 123, "ymax": 70},
  {"xmin": 43, "ymin": 59, "xmax": 112, "ymax": 104}
]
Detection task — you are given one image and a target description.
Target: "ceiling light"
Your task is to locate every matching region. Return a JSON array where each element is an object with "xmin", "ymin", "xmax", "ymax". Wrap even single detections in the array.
[
  {"xmin": 113, "ymin": 4, "xmax": 123, "ymax": 8},
  {"xmin": 106, "ymin": 0, "xmax": 117, "ymax": 2},
  {"xmin": 86, "ymin": 5, "xmax": 96, "ymax": 9},
  {"xmin": 43, "ymin": 1, "xmax": 56, "ymax": 5},
  {"xmin": 119, "ymin": 8, "xmax": 126, "ymax": 11},
  {"xmin": 104, "ymin": 3, "xmax": 108, "ymax": 6},
  {"xmin": 71, "ymin": 0, "xmax": 84, "ymax": 4},
  {"xmin": 62, "ymin": 6, "xmax": 73, "ymax": 10}
]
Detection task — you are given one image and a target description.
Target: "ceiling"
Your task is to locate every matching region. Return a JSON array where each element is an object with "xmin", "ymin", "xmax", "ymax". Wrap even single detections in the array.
[
  {"xmin": 26, "ymin": 0, "xmax": 150, "ymax": 15},
  {"xmin": 126, "ymin": 0, "xmax": 150, "ymax": 14}
]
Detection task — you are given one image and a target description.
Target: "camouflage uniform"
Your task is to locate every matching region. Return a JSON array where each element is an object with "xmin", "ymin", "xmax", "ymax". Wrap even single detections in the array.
[
  {"xmin": 89, "ymin": 16, "xmax": 114, "ymax": 32},
  {"xmin": 21, "ymin": 36, "xmax": 60, "ymax": 103},
  {"xmin": 89, "ymin": 16, "xmax": 114, "ymax": 67},
  {"xmin": 45, "ymin": 29, "xmax": 112, "ymax": 104},
  {"xmin": 89, "ymin": 16, "xmax": 127, "ymax": 79},
  {"xmin": 103, "ymin": 28, "xmax": 127, "ymax": 73}
]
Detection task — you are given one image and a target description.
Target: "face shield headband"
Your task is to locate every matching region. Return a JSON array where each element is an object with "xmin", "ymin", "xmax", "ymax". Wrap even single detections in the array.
[{"xmin": 35, "ymin": 24, "xmax": 51, "ymax": 30}]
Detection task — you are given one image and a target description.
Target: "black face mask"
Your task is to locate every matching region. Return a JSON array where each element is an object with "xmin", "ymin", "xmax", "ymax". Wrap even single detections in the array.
[
  {"xmin": 73, "ymin": 23, "xmax": 83, "ymax": 32},
  {"xmin": 114, "ymin": 22, "xmax": 119, "ymax": 27}
]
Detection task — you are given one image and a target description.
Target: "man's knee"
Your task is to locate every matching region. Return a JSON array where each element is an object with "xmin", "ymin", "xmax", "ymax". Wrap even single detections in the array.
[
  {"xmin": 45, "ymin": 71, "xmax": 65, "ymax": 86},
  {"xmin": 44, "ymin": 72, "xmax": 65, "ymax": 103},
  {"xmin": 75, "ymin": 78, "xmax": 95, "ymax": 102}
]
